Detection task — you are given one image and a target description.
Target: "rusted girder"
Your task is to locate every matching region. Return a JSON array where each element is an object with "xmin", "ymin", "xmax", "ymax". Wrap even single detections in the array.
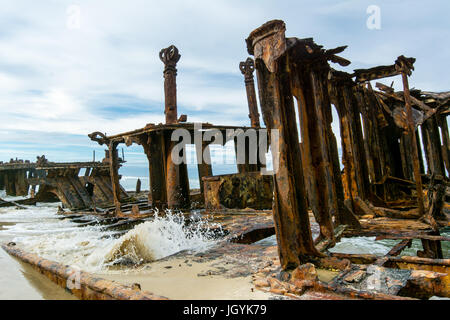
[
  {"xmin": 240, "ymin": 57, "xmax": 260, "ymax": 127},
  {"xmin": 395, "ymin": 56, "xmax": 425, "ymax": 217},
  {"xmin": 160, "ymin": 45, "xmax": 181, "ymax": 124},
  {"xmin": 108, "ymin": 141, "xmax": 122, "ymax": 214},
  {"xmin": 247, "ymin": 20, "xmax": 322, "ymax": 270}
]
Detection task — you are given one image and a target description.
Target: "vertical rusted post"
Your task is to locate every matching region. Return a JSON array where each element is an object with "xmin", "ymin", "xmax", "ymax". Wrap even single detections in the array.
[
  {"xmin": 247, "ymin": 20, "xmax": 321, "ymax": 270},
  {"xmin": 108, "ymin": 141, "xmax": 121, "ymax": 214},
  {"xmin": 165, "ymin": 130, "xmax": 190, "ymax": 209},
  {"xmin": 5, "ymin": 170, "xmax": 17, "ymax": 196},
  {"xmin": 0, "ymin": 172, "xmax": 4, "ymax": 190},
  {"xmin": 141, "ymin": 132, "xmax": 167, "ymax": 209},
  {"xmin": 240, "ymin": 58, "xmax": 260, "ymax": 128},
  {"xmin": 196, "ymin": 140, "xmax": 212, "ymax": 195},
  {"xmin": 160, "ymin": 45, "xmax": 181, "ymax": 125},
  {"xmin": 438, "ymin": 115, "xmax": 450, "ymax": 177},
  {"xmin": 396, "ymin": 56, "xmax": 424, "ymax": 216}
]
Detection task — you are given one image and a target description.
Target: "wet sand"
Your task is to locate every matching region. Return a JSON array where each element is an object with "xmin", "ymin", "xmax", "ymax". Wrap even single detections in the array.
[
  {"xmin": 0, "ymin": 248, "xmax": 76, "ymax": 300},
  {"xmin": 96, "ymin": 257, "xmax": 274, "ymax": 300}
]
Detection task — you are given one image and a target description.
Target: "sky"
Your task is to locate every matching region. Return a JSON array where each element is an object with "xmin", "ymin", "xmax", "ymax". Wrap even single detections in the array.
[{"xmin": 0, "ymin": 0, "xmax": 449, "ymax": 188}]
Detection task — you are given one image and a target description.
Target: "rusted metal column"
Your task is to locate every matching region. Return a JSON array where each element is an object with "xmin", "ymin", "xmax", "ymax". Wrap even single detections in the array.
[
  {"xmin": 247, "ymin": 20, "xmax": 321, "ymax": 270},
  {"xmin": 396, "ymin": 56, "xmax": 424, "ymax": 216},
  {"xmin": 141, "ymin": 132, "xmax": 167, "ymax": 209},
  {"xmin": 438, "ymin": 115, "xmax": 450, "ymax": 176},
  {"xmin": 108, "ymin": 141, "xmax": 121, "ymax": 214},
  {"xmin": 5, "ymin": 170, "xmax": 16, "ymax": 196},
  {"xmin": 330, "ymin": 76, "xmax": 369, "ymax": 207},
  {"xmin": 240, "ymin": 58, "xmax": 260, "ymax": 127},
  {"xmin": 0, "ymin": 172, "xmax": 4, "ymax": 190},
  {"xmin": 165, "ymin": 130, "xmax": 190, "ymax": 209},
  {"xmin": 160, "ymin": 45, "xmax": 181, "ymax": 125},
  {"xmin": 291, "ymin": 67, "xmax": 338, "ymax": 243},
  {"xmin": 196, "ymin": 139, "xmax": 213, "ymax": 195},
  {"xmin": 421, "ymin": 115, "xmax": 445, "ymax": 176}
]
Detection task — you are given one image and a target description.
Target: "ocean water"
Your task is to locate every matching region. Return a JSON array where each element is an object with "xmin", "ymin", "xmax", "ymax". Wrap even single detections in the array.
[{"xmin": 0, "ymin": 191, "xmax": 224, "ymax": 299}]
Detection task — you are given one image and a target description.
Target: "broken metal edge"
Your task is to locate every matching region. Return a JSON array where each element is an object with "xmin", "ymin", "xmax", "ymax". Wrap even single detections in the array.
[{"xmin": 1, "ymin": 243, "xmax": 169, "ymax": 300}]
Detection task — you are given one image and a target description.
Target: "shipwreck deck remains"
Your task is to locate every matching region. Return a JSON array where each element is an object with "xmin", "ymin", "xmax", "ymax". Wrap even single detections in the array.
[
  {"xmin": 243, "ymin": 20, "xmax": 449, "ymax": 270},
  {"xmin": 88, "ymin": 45, "xmax": 269, "ymax": 215},
  {"xmin": 0, "ymin": 155, "xmax": 128, "ymax": 209}
]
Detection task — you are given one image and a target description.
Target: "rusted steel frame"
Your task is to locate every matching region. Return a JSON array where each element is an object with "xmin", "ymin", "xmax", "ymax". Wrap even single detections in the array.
[
  {"xmin": 291, "ymin": 65, "xmax": 339, "ymax": 241},
  {"xmin": 347, "ymin": 87, "xmax": 370, "ymax": 199},
  {"xmin": 319, "ymin": 73, "xmax": 357, "ymax": 228},
  {"xmin": 352, "ymin": 58, "xmax": 415, "ymax": 83},
  {"xmin": 311, "ymin": 68, "xmax": 349, "ymax": 229},
  {"xmin": 354, "ymin": 87, "xmax": 376, "ymax": 185},
  {"xmin": 164, "ymin": 130, "xmax": 190, "ymax": 209},
  {"xmin": 248, "ymin": 20, "xmax": 322, "ymax": 270},
  {"xmin": 240, "ymin": 57, "xmax": 261, "ymax": 127},
  {"xmin": 333, "ymin": 89, "xmax": 355, "ymax": 203},
  {"xmin": 140, "ymin": 132, "xmax": 167, "ymax": 209},
  {"xmin": 293, "ymin": 72, "xmax": 334, "ymax": 240},
  {"xmin": 0, "ymin": 172, "xmax": 4, "ymax": 190},
  {"xmin": 399, "ymin": 132, "xmax": 416, "ymax": 180},
  {"xmin": 438, "ymin": 114, "xmax": 450, "ymax": 176},
  {"xmin": 4, "ymin": 170, "xmax": 17, "ymax": 196},
  {"xmin": 397, "ymin": 59, "xmax": 424, "ymax": 216},
  {"xmin": 421, "ymin": 115, "xmax": 445, "ymax": 176},
  {"xmin": 2, "ymin": 244, "xmax": 168, "ymax": 300},
  {"xmin": 196, "ymin": 139, "xmax": 212, "ymax": 195},
  {"xmin": 360, "ymin": 86, "xmax": 390, "ymax": 199},
  {"xmin": 160, "ymin": 45, "xmax": 181, "ymax": 125},
  {"xmin": 331, "ymin": 77, "xmax": 370, "ymax": 206},
  {"xmin": 108, "ymin": 141, "xmax": 122, "ymax": 214}
]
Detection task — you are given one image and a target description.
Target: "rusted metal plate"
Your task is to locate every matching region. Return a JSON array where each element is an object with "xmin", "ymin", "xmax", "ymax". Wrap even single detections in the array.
[{"xmin": 203, "ymin": 172, "xmax": 273, "ymax": 211}]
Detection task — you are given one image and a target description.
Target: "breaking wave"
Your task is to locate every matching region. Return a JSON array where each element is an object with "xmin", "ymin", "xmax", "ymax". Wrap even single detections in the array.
[
  {"xmin": 87, "ymin": 211, "xmax": 222, "ymax": 269},
  {"xmin": 0, "ymin": 199, "xmax": 223, "ymax": 273}
]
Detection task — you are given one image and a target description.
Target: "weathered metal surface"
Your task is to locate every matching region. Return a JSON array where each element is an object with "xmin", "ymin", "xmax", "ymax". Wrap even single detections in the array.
[
  {"xmin": 396, "ymin": 56, "xmax": 425, "ymax": 217},
  {"xmin": 247, "ymin": 20, "xmax": 322, "ymax": 269},
  {"xmin": 1, "ymin": 243, "xmax": 168, "ymax": 300},
  {"xmin": 203, "ymin": 172, "xmax": 273, "ymax": 211}
]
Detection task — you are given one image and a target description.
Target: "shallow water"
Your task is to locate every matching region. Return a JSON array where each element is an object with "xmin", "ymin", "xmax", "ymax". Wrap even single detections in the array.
[{"xmin": 0, "ymin": 191, "xmax": 223, "ymax": 299}]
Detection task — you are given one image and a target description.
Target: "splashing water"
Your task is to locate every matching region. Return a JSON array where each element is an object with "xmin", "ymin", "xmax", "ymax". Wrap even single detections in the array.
[
  {"xmin": 87, "ymin": 211, "xmax": 223, "ymax": 269},
  {"xmin": 0, "ymin": 197, "xmax": 223, "ymax": 273}
]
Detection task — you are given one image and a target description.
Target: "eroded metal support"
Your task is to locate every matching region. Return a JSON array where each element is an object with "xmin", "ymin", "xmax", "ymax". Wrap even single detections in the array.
[
  {"xmin": 160, "ymin": 45, "xmax": 181, "ymax": 125},
  {"xmin": 165, "ymin": 131, "xmax": 190, "ymax": 209},
  {"xmin": 240, "ymin": 57, "xmax": 260, "ymax": 128},
  {"xmin": 247, "ymin": 20, "xmax": 321, "ymax": 269},
  {"xmin": 108, "ymin": 141, "xmax": 122, "ymax": 214},
  {"xmin": 396, "ymin": 56, "xmax": 425, "ymax": 216},
  {"xmin": 196, "ymin": 139, "xmax": 212, "ymax": 195}
]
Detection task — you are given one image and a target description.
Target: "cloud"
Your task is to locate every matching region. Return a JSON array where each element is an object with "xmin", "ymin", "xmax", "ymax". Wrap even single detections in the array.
[{"xmin": 0, "ymin": 0, "xmax": 448, "ymax": 167}]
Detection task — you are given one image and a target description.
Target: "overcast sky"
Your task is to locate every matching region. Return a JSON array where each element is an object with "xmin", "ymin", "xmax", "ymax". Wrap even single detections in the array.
[{"xmin": 0, "ymin": 0, "xmax": 449, "ymax": 167}]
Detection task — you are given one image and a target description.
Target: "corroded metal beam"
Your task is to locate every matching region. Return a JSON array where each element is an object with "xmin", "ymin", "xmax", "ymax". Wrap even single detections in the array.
[
  {"xmin": 240, "ymin": 57, "xmax": 260, "ymax": 127},
  {"xmin": 396, "ymin": 56, "xmax": 425, "ymax": 217},
  {"xmin": 247, "ymin": 20, "xmax": 322, "ymax": 269},
  {"xmin": 160, "ymin": 45, "xmax": 181, "ymax": 125}
]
